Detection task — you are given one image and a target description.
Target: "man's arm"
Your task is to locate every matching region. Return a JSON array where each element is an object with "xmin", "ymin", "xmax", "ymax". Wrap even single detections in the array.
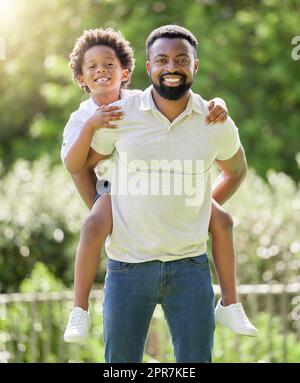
[{"xmin": 212, "ymin": 145, "xmax": 247, "ymax": 205}]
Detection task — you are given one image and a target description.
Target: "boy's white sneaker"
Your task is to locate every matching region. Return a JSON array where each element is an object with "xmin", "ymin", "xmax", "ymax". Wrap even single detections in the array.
[
  {"xmin": 215, "ymin": 299, "xmax": 259, "ymax": 337},
  {"xmin": 64, "ymin": 307, "xmax": 90, "ymax": 343}
]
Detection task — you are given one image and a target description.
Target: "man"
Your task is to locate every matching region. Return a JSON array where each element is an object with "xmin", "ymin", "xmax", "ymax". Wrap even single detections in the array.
[{"xmin": 90, "ymin": 25, "xmax": 247, "ymax": 363}]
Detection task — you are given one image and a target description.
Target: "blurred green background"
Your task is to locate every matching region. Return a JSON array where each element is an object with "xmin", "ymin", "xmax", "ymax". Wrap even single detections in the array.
[{"xmin": 0, "ymin": 0, "xmax": 299, "ymax": 363}]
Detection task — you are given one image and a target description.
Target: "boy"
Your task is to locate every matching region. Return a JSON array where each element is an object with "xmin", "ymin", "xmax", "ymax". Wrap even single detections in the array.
[{"xmin": 61, "ymin": 28, "xmax": 258, "ymax": 342}]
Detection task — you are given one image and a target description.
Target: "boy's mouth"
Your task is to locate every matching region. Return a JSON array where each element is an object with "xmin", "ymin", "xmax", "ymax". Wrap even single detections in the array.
[{"xmin": 94, "ymin": 77, "xmax": 111, "ymax": 83}]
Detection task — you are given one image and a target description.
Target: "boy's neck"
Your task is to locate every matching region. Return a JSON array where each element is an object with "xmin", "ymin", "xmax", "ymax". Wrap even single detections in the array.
[{"xmin": 92, "ymin": 89, "xmax": 121, "ymax": 106}]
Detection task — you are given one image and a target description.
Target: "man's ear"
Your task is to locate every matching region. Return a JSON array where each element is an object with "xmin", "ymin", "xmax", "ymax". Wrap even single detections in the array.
[
  {"xmin": 194, "ymin": 58, "xmax": 199, "ymax": 74},
  {"xmin": 78, "ymin": 74, "xmax": 86, "ymax": 88},
  {"xmin": 146, "ymin": 61, "xmax": 151, "ymax": 76}
]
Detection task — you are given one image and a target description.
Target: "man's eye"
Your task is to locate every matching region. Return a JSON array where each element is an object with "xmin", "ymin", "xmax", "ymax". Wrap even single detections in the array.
[
  {"xmin": 88, "ymin": 65, "xmax": 95, "ymax": 69},
  {"xmin": 107, "ymin": 63, "xmax": 114, "ymax": 67},
  {"xmin": 178, "ymin": 58, "xmax": 189, "ymax": 64}
]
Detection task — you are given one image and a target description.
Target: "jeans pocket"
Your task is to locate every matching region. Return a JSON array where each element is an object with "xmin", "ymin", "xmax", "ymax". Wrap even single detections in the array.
[
  {"xmin": 186, "ymin": 253, "xmax": 210, "ymax": 270},
  {"xmin": 107, "ymin": 259, "xmax": 134, "ymax": 273}
]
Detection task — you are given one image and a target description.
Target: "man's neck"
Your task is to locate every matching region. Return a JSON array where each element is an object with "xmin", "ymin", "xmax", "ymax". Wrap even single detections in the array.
[
  {"xmin": 92, "ymin": 89, "xmax": 121, "ymax": 106},
  {"xmin": 151, "ymin": 88, "xmax": 190, "ymax": 122}
]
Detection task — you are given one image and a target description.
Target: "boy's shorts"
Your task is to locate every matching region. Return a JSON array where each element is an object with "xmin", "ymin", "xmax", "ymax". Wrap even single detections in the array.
[{"xmin": 93, "ymin": 179, "xmax": 111, "ymax": 205}]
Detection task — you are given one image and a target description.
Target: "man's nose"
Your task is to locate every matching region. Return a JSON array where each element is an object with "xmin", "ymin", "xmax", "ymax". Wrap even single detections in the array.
[{"xmin": 165, "ymin": 60, "xmax": 178, "ymax": 72}]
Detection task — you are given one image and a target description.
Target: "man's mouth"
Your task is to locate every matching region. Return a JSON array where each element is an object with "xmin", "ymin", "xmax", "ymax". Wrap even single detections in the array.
[
  {"xmin": 161, "ymin": 75, "xmax": 184, "ymax": 86},
  {"xmin": 94, "ymin": 77, "xmax": 111, "ymax": 83}
]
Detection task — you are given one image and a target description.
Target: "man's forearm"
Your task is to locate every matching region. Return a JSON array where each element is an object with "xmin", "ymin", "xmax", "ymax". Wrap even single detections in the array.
[
  {"xmin": 71, "ymin": 168, "xmax": 98, "ymax": 209},
  {"xmin": 212, "ymin": 170, "xmax": 246, "ymax": 206}
]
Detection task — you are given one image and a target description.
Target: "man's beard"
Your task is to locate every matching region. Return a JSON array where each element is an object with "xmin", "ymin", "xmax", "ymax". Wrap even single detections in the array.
[{"xmin": 152, "ymin": 72, "xmax": 193, "ymax": 100}]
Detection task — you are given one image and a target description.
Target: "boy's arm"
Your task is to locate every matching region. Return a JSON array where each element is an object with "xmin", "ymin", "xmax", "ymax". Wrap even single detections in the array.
[
  {"xmin": 64, "ymin": 105, "xmax": 122, "ymax": 173},
  {"xmin": 212, "ymin": 145, "xmax": 247, "ymax": 205},
  {"xmin": 70, "ymin": 148, "xmax": 109, "ymax": 209},
  {"xmin": 71, "ymin": 169, "xmax": 98, "ymax": 210}
]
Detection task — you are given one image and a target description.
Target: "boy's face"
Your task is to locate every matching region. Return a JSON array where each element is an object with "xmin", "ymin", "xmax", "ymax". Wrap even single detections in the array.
[{"xmin": 78, "ymin": 45, "xmax": 129, "ymax": 95}]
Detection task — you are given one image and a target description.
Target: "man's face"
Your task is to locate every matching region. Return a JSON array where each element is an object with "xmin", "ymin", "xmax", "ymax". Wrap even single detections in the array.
[
  {"xmin": 146, "ymin": 38, "xmax": 199, "ymax": 100},
  {"xmin": 78, "ymin": 45, "xmax": 128, "ymax": 95}
]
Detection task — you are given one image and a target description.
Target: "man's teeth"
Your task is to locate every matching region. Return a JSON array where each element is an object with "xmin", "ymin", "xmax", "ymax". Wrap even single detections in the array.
[{"xmin": 163, "ymin": 78, "xmax": 181, "ymax": 82}]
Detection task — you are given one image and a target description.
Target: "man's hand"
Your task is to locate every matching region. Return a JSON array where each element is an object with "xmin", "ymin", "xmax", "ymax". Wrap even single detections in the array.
[
  {"xmin": 206, "ymin": 98, "xmax": 228, "ymax": 125},
  {"xmin": 86, "ymin": 105, "xmax": 124, "ymax": 131}
]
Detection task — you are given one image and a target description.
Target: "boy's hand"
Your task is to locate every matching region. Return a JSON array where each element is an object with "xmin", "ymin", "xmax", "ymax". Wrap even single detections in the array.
[
  {"xmin": 86, "ymin": 105, "xmax": 124, "ymax": 131},
  {"xmin": 206, "ymin": 98, "xmax": 228, "ymax": 125}
]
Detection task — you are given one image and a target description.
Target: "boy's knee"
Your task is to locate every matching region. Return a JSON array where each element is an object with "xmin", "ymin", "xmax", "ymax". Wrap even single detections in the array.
[
  {"xmin": 210, "ymin": 208, "xmax": 233, "ymax": 233},
  {"xmin": 82, "ymin": 214, "xmax": 107, "ymax": 237},
  {"xmin": 218, "ymin": 210, "xmax": 233, "ymax": 230}
]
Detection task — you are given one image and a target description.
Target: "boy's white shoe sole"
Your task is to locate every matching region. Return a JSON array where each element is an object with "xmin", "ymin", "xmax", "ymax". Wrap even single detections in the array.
[
  {"xmin": 64, "ymin": 307, "xmax": 91, "ymax": 343},
  {"xmin": 215, "ymin": 299, "xmax": 259, "ymax": 337}
]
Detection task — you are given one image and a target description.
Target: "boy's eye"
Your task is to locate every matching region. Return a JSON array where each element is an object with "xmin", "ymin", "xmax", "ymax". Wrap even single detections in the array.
[
  {"xmin": 107, "ymin": 63, "xmax": 114, "ymax": 67},
  {"xmin": 88, "ymin": 65, "xmax": 95, "ymax": 69}
]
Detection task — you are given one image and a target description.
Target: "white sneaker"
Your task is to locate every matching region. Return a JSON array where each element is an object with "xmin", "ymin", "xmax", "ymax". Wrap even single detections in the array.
[
  {"xmin": 64, "ymin": 307, "xmax": 91, "ymax": 343},
  {"xmin": 215, "ymin": 299, "xmax": 259, "ymax": 337}
]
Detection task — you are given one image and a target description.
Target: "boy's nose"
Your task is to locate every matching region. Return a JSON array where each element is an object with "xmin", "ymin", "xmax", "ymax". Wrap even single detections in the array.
[{"xmin": 97, "ymin": 65, "xmax": 107, "ymax": 73}]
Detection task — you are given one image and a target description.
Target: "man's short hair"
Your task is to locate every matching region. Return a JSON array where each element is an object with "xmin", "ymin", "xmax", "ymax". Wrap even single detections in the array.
[
  {"xmin": 69, "ymin": 28, "xmax": 135, "ymax": 92},
  {"xmin": 146, "ymin": 25, "xmax": 198, "ymax": 59}
]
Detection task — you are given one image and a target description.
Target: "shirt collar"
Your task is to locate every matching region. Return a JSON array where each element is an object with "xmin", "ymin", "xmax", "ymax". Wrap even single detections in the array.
[{"xmin": 139, "ymin": 85, "xmax": 205, "ymax": 115}]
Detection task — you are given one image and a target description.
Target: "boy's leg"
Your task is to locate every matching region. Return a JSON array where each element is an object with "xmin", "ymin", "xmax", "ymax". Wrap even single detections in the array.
[
  {"xmin": 103, "ymin": 260, "xmax": 159, "ymax": 362},
  {"xmin": 210, "ymin": 200, "xmax": 259, "ymax": 336},
  {"xmin": 161, "ymin": 254, "xmax": 215, "ymax": 363},
  {"xmin": 74, "ymin": 193, "xmax": 112, "ymax": 310},
  {"xmin": 209, "ymin": 199, "xmax": 237, "ymax": 305}
]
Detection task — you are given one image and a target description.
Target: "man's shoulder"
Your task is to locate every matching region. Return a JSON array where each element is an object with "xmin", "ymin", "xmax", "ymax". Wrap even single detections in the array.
[
  {"xmin": 190, "ymin": 90, "xmax": 210, "ymax": 115},
  {"xmin": 110, "ymin": 90, "xmax": 144, "ymax": 110}
]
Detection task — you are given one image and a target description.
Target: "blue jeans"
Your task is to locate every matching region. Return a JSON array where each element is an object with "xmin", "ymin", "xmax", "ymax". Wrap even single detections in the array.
[{"xmin": 103, "ymin": 253, "xmax": 215, "ymax": 363}]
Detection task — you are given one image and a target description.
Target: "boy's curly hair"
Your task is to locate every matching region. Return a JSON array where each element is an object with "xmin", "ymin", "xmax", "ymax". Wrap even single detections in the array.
[{"xmin": 69, "ymin": 28, "xmax": 135, "ymax": 92}]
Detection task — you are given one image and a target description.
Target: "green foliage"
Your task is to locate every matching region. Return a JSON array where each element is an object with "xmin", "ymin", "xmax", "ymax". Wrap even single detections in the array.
[
  {"xmin": 0, "ymin": 157, "xmax": 88, "ymax": 292},
  {"xmin": 212, "ymin": 167, "xmax": 300, "ymax": 285},
  {"xmin": 0, "ymin": 262, "xmax": 105, "ymax": 363},
  {"xmin": 0, "ymin": 0, "xmax": 299, "ymax": 180}
]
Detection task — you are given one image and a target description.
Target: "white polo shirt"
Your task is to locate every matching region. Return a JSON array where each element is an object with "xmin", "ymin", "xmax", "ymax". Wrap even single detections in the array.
[
  {"xmin": 91, "ymin": 86, "xmax": 241, "ymax": 263},
  {"xmin": 61, "ymin": 88, "xmax": 142, "ymax": 180}
]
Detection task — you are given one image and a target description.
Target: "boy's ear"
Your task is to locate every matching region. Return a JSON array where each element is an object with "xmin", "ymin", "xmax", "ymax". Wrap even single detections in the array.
[
  {"xmin": 122, "ymin": 68, "xmax": 129, "ymax": 82},
  {"xmin": 77, "ymin": 74, "xmax": 86, "ymax": 88}
]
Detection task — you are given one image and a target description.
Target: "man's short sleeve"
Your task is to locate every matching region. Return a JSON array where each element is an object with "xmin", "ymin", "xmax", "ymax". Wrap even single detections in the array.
[
  {"xmin": 216, "ymin": 117, "xmax": 241, "ymax": 161},
  {"xmin": 91, "ymin": 128, "xmax": 116, "ymax": 156},
  {"xmin": 61, "ymin": 117, "xmax": 84, "ymax": 164}
]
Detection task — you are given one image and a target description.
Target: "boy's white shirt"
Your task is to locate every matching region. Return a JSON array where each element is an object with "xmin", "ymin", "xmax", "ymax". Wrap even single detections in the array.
[{"xmin": 61, "ymin": 88, "xmax": 142, "ymax": 181}]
